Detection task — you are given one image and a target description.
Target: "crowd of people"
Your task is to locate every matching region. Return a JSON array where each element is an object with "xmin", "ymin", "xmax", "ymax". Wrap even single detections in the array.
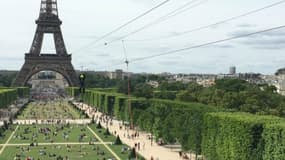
[
  {"xmin": 18, "ymin": 100, "xmax": 81, "ymax": 120},
  {"xmin": 74, "ymin": 102, "xmax": 194, "ymax": 160}
]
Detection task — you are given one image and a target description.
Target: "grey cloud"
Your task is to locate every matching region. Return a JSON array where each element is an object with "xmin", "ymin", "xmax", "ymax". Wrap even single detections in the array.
[
  {"xmin": 96, "ymin": 53, "xmax": 110, "ymax": 57},
  {"xmin": 142, "ymin": 45, "xmax": 172, "ymax": 53},
  {"xmin": 205, "ymin": 44, "xmax": 235, "ymax": 49},
  {"xmin": 229, "ymin": 29, "xmax": 285, "ymax": 38},
  {"xmin": 158, "ymin": 60, "xmax": 180, "ymax": 66},
  {"xmin": 240, "ymin": 37, "xmax": 285, "ymax": 50},
  {"xmin": 229, "ymin": 28, "xmax": 285, "ymax": 50},
  {"xmin": 228, "ymin": 30, "xmax": 255, "ymax": 37},
  {"xmin": 237, "ymin": 23, "xmax": 256, "ymax": 28},
  {"xmin": 258, "ymin": 30, "xmax": 285, "ymax": 38},
  {"xmin": 70, "ymin": 35, "xmax": 100, "ymax": 39}
]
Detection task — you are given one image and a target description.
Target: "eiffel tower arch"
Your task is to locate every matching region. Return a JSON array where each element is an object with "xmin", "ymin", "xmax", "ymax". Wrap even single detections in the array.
[{"xmin": 13, "ymin": 0, "xmax": 78, "ymax": 87}]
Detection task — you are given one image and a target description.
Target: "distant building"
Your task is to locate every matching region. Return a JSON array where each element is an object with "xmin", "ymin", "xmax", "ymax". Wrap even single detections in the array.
[
  {"xmin": 197, "ymin": 78, "xmax": 216, "ymax": 87},
  {"xmin": 115, "ymin": 69, "xmax": 123, "ymax": 80},
  {"xmin": 108, "ymin": 69, "xmax": 124, "ymax": 80},
  {"xmin": 261, "ymin": 68, "xmax": 285, "ymax": 95},
  {"xmin": 229, "ymin": 66, "xmax": 236, "ymax": 75},
  {"xmin": 147, "ymin": 80, "xmax": 159, "ymax": 88},
  {"xmin": 170, "ymin": 73, "xmax": 217, "ymax": 87}
]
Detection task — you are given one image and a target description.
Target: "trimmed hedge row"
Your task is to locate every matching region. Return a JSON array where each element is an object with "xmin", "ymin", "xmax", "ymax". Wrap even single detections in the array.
[
  {"xmin": 0, "ymin": 89, "xmax": 17, "ymax": 108},
  {"xmin": 66, "ymin": 87, "xmax": 285, "ymax": 159},
  {"xmin": 65, "ymin": 87, "xmax": 79, "ymax": 97},
  {"xmin": 153, "ymin": 91, "xmax": 177, "ymax": 100},
  {"xmin": 66, "ymin": 88, "xmax": 218, "ymax": 154},
  {"xmin": 0, "ymin": 87, "xmax": 29, "ymax": 109},
  {"xmin": 263, "ymin": 124, "xmax": 285, "ymax": 160},
  {"xmin": 202, "ymin": 112, "xmax": 284, "ymax": 160},
  {"xmin": 16, "ymin": 87, "xmax": 30, "ymax": 98},
  {"xmin": 144, "ymin": 99, "xmax": 218, "ymax": 153}
]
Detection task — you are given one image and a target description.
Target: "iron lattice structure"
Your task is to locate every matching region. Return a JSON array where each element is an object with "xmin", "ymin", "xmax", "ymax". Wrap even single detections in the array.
[{"xmin": 13, "ymin": 0, "xmax": 78, "ymax": 87}]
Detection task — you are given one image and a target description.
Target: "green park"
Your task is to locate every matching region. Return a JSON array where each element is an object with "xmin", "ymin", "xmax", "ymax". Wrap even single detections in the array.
[{"xmin": 1, "ymin": 0, "xmax": 285, "ymax": 159}]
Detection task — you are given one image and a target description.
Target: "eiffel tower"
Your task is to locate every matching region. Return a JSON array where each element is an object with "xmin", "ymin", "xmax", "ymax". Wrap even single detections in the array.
[{"xmin": 13, "ymin": 0, "xmax": 78, "ymax": 87}]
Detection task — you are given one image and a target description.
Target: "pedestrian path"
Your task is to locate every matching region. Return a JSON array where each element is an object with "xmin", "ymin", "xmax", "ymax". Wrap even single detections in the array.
[{"xmin": 75, "ymin": 102, "xmax": 196, "ymax": 160}]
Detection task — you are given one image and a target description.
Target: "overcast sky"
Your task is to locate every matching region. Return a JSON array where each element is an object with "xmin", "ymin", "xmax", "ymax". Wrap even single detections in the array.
[{"xmin": 0, "ymin": 0, "xmax": 285, "ymax": 74}]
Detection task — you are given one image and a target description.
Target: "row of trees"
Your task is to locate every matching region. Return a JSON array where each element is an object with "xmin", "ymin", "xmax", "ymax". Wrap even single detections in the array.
[
  {"xmin": 67, "ymin": 88, "xmax": 285, "ymax": 159},
  {"xmin": 176, "ymin": 79, "xmax": 285, "ymax": 117},
  {"xmin": 118, "ymin": 78, "xmax": 285, "ymax": 117},
  {"xmin": 0, "ymin": 72, "xmax": 17, "ymax": 87}
]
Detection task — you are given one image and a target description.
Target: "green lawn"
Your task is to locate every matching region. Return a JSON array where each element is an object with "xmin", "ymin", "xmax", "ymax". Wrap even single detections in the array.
[
  {"xmin": 89, "ymin": 124, "xmax": 116, "ymax": 142},
  {"xmin": 17, "ymin": 100, "xmax": 82, "ymax": 119},
  {"xmin": 0, "ymin": 98, "xmax": 146, "ymax": 160},
  {"xmin": 0, "ymin": 126, "xmax": 16, "ymax": 144},
  {"xmin": 0, "ymin": 145, "xmax": 115, "ymax": 160},
  {"xmin": 89, "ymin": 124, "xmax": 145, "ymax": 160},
  {"xmin": 10, "ymin": 125, "xmax": 97, "ymax": 144},
  {"xmin": 0, "ymin": 124, "xmax": 145, "ymax": 160}
]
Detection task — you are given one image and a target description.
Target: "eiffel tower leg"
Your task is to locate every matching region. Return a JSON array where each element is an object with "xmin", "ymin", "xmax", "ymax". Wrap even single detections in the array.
[
  {"xmin": 54, "ymin": 29, "xmax": 67, "ymax": 55},
  {"xmin": 29, "ymin": 28, "xmax": 44, "ymax": 55},
  {"xmin": 13, "ymin": 62, "xmax": 34, "ymax": 87}
]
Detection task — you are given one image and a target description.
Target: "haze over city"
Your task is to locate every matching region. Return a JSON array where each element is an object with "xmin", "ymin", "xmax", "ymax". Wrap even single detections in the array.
[{"xmin": 0, "ymin": 0, "xmax": 285, "ymax": 74}]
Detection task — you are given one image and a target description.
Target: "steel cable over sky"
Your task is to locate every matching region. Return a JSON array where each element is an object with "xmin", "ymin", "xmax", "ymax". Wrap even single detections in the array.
[
  {"xmin": 72, "ymin": 0, "xmax": 170, "ymax": 54},
  {"xmin": 104, "ymin": 0, "xmax": 207, "ymax": 45},
  {"xmin": 126, "ymin": 0, "xmax": 285, "ymax": 42},
  {"xmin": 76, "ymin": 0, "xmax": 207, "ymax": 51},
  {"xmin": 97, "ymin": 25, "xmax": 285, "ymax": 69}
]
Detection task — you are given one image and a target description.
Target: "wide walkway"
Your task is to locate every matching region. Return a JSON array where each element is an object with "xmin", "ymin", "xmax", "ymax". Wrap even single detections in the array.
[
  {"xmin": 13, "ymin": 119, "xmax": 91, "ymax": 125},
  {"xmin": 74, "ymin": 102, "xmax": 196, "ymax": 160}
]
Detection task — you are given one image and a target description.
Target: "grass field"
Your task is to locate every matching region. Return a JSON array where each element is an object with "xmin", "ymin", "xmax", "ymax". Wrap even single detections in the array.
[
  {"xmin": 0, "ymin": 124, "xmax": 139, "ymax": 160},
  {"xmin": 1, "ymin": 145, "xmax": 113, "ymax": 160},
  {"xmin": 0, "ymin": 99, "xmax": 144, "ymax": 160},
  {"xmin": 17, "ymin": 100, "xmax": 82, "ymax": 120},
  {"xmin": 89, "ymin": 125, "xmax": 116, "ymax": 142},
  {"xmin": 10, "ymin": 124, "xmax": 97, "ymax": 144},
  {"xmin": 0, "ymin": 126, "xmax": 16, "ymax": 144},
  {"xmin": 89, "ymin": 124, "xmax": 144, "ymax": 160}
]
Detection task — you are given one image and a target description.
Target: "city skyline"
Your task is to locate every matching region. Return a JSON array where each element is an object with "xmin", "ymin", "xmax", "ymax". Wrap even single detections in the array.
[{"xmin": 0, "ymin": 0, "xmax": 285, "ymax": 74}]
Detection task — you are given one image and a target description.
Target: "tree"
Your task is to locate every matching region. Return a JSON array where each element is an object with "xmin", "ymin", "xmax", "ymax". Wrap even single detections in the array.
[
  {"xmin": 96, "ymin": 122, "xmax": 102, "ymax": 129},
  {"xmin": 177, "ymin": 91, "xmax": 197, "ymax": 102},
  {"xmin": 0, "ymin": 72, "xmax": 17, "ymax": 87},
  {"xmin": 159, "ymin": 81, "xmax": 187, "ymax": 91},
  {"xmin": 161, "ymin": 113, "xmax": 176, "ymax": 144},
  {"xmin": 104, "ymin": 128, "xmax": 111, "ymax": 136},
  {"xmin": 114, "ymin": 135, "xmax": 123, "ymax": 145},
  {"xmin": 3, "ymin": 121, "xmax": 8, "ymax": 130},
  {"xmin": 117, "ymin": 80, "xmax": 131, "ymax": 94},
  {"xmin": 133, "ymin": 84, "xmax": 153, "ymax": 99},
  {"xmin": 215, "ymin": 79, "xmax": 248, "ymax": 92},
  {"xmin": 128, "ymin": 148, "xmax": 136, "ymax": 160}
]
